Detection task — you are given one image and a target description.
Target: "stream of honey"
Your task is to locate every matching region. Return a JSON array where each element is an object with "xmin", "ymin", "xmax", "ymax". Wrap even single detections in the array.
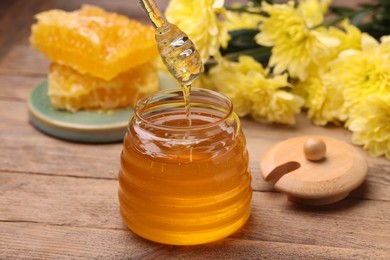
[{"xmin": 182, "ymin": 84, "xmax": 191, "ymax": 125}]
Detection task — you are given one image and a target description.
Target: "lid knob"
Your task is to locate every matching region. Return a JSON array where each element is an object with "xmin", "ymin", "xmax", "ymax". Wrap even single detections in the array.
[{"xmin": 303, "ymin": 137, "xmax": 326, "ymax": 161}]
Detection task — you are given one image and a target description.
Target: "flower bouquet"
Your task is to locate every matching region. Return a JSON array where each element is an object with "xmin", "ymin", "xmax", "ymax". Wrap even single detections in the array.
[{"xmin": 164, "ymin": 0, "xmax": 390, "ymax": 159}]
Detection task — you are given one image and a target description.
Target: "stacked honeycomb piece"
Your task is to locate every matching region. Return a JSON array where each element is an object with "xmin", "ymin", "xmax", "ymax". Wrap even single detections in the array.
[{"xmin": 30, "ymin": 5, "xmax": 159, "ymax": 112}]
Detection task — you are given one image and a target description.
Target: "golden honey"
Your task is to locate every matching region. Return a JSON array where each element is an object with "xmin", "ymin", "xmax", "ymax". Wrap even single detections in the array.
[{"xmin": 118, "ymin": 88, "xmax": 252, "ymax": 245}]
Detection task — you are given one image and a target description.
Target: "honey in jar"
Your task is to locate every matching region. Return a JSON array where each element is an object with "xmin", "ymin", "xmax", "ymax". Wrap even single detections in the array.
[{"xmin": 118, "ymin": 88, "xmax": 252, "ymax": 245}]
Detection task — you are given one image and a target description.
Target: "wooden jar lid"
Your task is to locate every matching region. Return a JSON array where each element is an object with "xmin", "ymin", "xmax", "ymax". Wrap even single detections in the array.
[{"xmin": 260, "ymin": 136, "xmax": 368, "ymax": 205}]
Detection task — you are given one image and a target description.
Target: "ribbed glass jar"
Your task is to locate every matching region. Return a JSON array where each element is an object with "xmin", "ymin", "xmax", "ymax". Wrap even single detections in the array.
[{"xmin": 118, "ymin": 88, "xmax": 252, "ymax": 245}]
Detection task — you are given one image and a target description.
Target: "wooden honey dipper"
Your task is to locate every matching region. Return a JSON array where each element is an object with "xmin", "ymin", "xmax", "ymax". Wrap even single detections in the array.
[{"xmin": 139, "ymin": 0, "xmax": 204, "ymax": 86}]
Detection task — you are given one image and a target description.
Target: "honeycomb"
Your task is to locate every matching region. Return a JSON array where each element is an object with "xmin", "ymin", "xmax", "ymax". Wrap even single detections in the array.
[
  {"xmin": 30, "ymin": 5, "xmax": 158, "ymax": 81},
  {"xmin": 48, "ymin": 61, "xmax": 158, "ymax": 112}
]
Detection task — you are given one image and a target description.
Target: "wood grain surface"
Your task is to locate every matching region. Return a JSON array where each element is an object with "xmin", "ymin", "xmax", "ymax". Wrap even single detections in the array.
[{"xmin": 0, "ymin": 0, "xmax": 389, "ymax": 259}]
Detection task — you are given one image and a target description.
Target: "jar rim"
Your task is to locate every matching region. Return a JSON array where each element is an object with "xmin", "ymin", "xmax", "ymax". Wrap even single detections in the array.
[{"xmin": 135, "ymin": 88, "xmax": 233, "ymax": 131}]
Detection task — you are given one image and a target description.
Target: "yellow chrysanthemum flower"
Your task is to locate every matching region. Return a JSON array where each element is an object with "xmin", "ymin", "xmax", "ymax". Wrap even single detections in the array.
[
  {"xmin": 379, "ymin": 35, "xmax": 390, "ymax": 55},
  {"xmin": 294, "ymin": 64, "xmax": 346, "ymax": 126},
  {"xmin": 165, "ymin": 0, "xmax": 229, "ymax": 63},
  {"xmin": 348, "ymin": 95, "xmax": 390, "ymax": 159},
  {"xmin": 250, "ymin": 86, "xmax": 304, "ymax": 124},
  {"xmin": 298, "ymin": 34, "xmax": 389, "ymax": 124},
  {"xmin": 208, "ymin": 56, "xmax": 304, "ymax": 124},
  {"xmin": 255, "ymin": 1, "xmax": 339, "ymax": 80},
  {"xmin": 298, "ymin": 0, "xmax": 332, "ymax": 27},
  {"xmin": 223, "ymin": 9, "xmax": 263, "ymax": 31},
  {"xmin": 294, "ymin": 22, "xmax": 369, "ymax": 125},
  {"xmin": 208, "ymin": 56, "xmax": 264, "ymax": 117},
  {"xmin": 327, "ymin": 20, "xmax": 363, "ymax": 58},
  {"xmin": 327, "ymin": 35, "xmax": 390, "ymax": 119}
]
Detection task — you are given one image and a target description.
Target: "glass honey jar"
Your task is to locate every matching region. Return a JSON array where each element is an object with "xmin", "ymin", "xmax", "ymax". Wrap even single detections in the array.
[{"xmin": 118, "ymin": 88, "xmax": 252, "ymax": 245}]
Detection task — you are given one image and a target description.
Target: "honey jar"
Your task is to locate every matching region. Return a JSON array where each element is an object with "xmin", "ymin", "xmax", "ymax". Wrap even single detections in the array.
[{"xmin": 118, "ymin": 88, "xmax": 252, "ymax": 245}]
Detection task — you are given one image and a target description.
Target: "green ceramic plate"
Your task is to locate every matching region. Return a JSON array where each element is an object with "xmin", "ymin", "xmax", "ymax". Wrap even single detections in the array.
[{"xmin": 28, "ymin": 71, "xmax": 177, "ymax": 143}]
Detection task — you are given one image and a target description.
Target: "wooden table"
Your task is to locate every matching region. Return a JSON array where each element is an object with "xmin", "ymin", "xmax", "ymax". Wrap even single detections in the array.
[{"xmin": 1, "ymin": 0, "xmax": 389, "ymax": 259}]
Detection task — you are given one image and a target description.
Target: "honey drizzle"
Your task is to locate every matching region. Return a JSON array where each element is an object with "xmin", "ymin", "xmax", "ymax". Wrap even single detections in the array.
[
  {"xmin": 139, "ymin": 0, "xmax": 204, "ymax": 126},
  {"xmin": 182, "ymin": 84, "xmax": 192, "ymax": 126}
]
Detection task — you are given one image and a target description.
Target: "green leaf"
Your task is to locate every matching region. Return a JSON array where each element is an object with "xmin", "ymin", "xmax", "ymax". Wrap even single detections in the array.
[
  {"xmin": 351, "ymin": 8, "xmax": 372, "ymax": 26},
  {"xmin": 329, "ymin": 6, "xmax": 355, "ymax": 15},
  {"xmin": 222, "ymin": 29, "xmax": 260, "ymax": 55},
  {"xmin": 229, "ymin": 29, "xmax": 260, "ymax": 38},
  {"xmin": 224, "ymin": 46, "xmax": 272, "ymax": 63}
]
